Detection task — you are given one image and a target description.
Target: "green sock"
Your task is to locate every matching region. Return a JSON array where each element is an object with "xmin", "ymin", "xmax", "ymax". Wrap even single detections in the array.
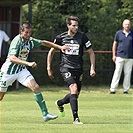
[{"xmin": 34, "ymin": 92, "xmax": 48, "ymax": 116}]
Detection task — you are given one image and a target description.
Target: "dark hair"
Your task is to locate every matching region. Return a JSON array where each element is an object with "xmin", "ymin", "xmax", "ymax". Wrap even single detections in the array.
[
  {"xmin": 20, "ymin": 22, "xmax": 32, "ymax": 31},
  {"xmin": 66, "ymin": 16, "xmax": 79, "ymax": 25}
]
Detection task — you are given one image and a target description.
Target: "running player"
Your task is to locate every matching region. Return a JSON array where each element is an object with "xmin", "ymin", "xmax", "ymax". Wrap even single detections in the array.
[
  {"xmin": 0, "ymin": 22, "xmax": 68, "ymax": 122},
  {"xmin": 47, "ymin": 16, "xmax": 96, "ymax": 124}
]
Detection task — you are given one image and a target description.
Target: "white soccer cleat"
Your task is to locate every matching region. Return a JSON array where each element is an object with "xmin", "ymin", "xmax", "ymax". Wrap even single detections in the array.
[
  {"xmin": 43, "ymin": 113, "xmax": 58, "ymax": 122},
  {"xmin": 73, "ymin": 118, "xmax": 83, "ymax": 124}
]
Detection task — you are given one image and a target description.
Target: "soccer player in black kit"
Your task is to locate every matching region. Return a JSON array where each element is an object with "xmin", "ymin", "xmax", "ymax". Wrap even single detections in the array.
[{"xmin": 47, "ymin": 16, "xmax": 96, "ymax": 124}]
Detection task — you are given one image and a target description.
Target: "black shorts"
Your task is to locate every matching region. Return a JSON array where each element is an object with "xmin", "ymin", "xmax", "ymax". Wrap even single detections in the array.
[{"xmin": 60, "ymin": 67, "xmax": 83, "ymax": 92}]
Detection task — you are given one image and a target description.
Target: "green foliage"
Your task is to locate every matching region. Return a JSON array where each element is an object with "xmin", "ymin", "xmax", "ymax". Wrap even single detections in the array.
[
  {"xmin": 21, "ymin": 0, "xmax": 133, "ymax": 85},
  {"xmin": 22, "ymin": 0, "xmax": 133, "ymax": 47}
]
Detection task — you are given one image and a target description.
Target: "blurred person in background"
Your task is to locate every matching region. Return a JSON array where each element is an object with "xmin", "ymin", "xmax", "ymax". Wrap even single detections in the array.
[{"xmin": 0, "ymin": 29, "xmax": 11, "ymax": 68}]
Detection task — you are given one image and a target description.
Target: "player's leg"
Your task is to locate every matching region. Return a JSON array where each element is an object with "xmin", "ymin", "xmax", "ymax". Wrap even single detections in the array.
[
  {"xmin": 27, "ymin": 78, "xmax": 48, "ymax": 116},
  {"xmin": 0, "ymin": 72, "xmax": 16, "ymax": 100},
  {"xmin": 18, "ymin": 69, "xmax": 58, "ymax": 122},
  {"xmin": 0, "ymin": 92, "xmax": 5, "ymax": 100},
  {"xmin": 69, "ymin": 83, "xmax": 78, "ymax": 117},
  {"xmin": 69, "ymin": 70, "xmax": 83, "ymax": 124},
  {"xmin": 57, "ymin": 73, "xmax": 82, "ymax": 106},
  {"xmin": 56, "ymin": 68, "xmax": 74, "ymax": 117},
  {"xmin": 55, "ymin": 68, "xmax": 71, "ymax": 117},
  {"xmin": 56, "ymin": 93, "xmax": 71, "ymax": 106},
  {"xmin": 60, "ymin": 68, "xmax": 82, "ymax": 124},
  {"xmin": 58, "ymin": 68, "xmax": 82, "ymax": 123},
  {"xmin": 69, "ymin": 83, "xmax": 83, "ymax": 124},
  {"xmin": 55, "ymin": 93, "xmax": 70, "ymax": 117}
]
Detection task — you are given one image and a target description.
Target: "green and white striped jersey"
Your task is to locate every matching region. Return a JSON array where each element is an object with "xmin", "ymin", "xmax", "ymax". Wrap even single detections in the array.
[{"xmin": 1, "ymin": 34, "xmax": 42, "ymax": 75}]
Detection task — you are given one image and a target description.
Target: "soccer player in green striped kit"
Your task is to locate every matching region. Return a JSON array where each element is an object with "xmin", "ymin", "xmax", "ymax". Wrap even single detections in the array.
[{"xmin": 0, "ymin": 22, "xmax": 68, "ymax": 122}]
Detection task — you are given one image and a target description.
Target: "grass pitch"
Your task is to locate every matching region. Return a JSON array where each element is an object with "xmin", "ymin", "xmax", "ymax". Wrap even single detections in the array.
[{"xmin": 0, "ymin": 85, "xmax": 133, "ymax": 133}]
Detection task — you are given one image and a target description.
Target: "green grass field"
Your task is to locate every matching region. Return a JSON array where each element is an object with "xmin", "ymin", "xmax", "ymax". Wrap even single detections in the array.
[{"xmin": 0, "ymin": 85, "xmax": 133, "ymax": 133}]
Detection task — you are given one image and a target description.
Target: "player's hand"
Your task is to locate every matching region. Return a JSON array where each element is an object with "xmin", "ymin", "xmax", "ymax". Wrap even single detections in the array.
[
  {"xmin": 60, "ymin": 45, "xmax": 69, "ymax": 53},
  {"xmin": 112, "ymin": 56, "xmax": 116, "ymax": 63},
  {"xmin": 90, "ymin": 69, "xmax": 96, "ymax": 77},
  {"xmin": 28, "ymin": 62, "xmax": 37, "ymax": 68},
  {"xmin": 47, "ymin": 69, "xmax": 54, "ymax": 80}
]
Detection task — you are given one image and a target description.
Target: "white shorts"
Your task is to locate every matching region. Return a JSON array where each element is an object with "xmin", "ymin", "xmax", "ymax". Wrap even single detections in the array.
[{"xmin": 0, "ymin": 68, "xmax": 34, "ymax": 92}]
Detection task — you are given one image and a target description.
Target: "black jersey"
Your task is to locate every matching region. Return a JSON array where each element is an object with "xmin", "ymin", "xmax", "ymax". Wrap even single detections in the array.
[{"xmin": 54, "ymin": 31, "xmax": 92, "ymax": 69}]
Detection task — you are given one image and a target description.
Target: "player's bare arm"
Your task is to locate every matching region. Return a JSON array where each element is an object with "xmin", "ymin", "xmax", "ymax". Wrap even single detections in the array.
[
  {"xmin": 9, "ymin": 55, "xmax": 37, "ymax": 68},
  {"xmin": 7, "ymin": 40, "xmax": 11, "ymax": 45},
  {"xmin": 112, "ymin": 41, "xmax": 117, "ymax": 62},
  {"xmin": 42, "ymin": 40, "xmax": 68, "ymax": 53},
  {"xmin": 47, "ymin": 48, "xmax": 56, "ymax": 80},
  {"xmin": 86, "ymin": 48, "xmax": 96, "ymax": 77}
]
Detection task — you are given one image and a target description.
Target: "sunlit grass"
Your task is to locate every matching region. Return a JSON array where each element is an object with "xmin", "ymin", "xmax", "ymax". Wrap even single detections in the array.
[{"xmin": 0, "ymin": 85, "xmax": 133, "ymax": 133}]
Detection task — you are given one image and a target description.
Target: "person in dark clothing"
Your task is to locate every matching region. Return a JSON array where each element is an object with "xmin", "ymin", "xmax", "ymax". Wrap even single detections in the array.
[
  {"xmin": 110, "ymin": 19, "xmax": 133, "ymax": 94},
  {"xmin": 47, "ymin": 16, "xmax": 96, "ymax": 124}
]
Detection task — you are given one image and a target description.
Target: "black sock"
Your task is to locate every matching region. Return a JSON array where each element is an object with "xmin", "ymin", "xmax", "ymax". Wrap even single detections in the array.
[
  {"xmin": 57, "ymin": 93, "xmax": 71, "ymax": 106},
  {"xmin": 70, "ymin": 94, "xmax": 78, "ymax": 120}
]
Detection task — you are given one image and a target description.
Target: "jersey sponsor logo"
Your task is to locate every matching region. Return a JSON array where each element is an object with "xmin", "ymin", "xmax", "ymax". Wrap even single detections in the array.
[
  {"xmin": 64, "ymin": 44, "xmax": 79, "ymax": 55},
  {"xmin": 85, "ymin": 40, "xmax": 92, "ymax": 48},
  {"xmin": 64, "ymin": 72, "xmax": 71, "ymax": 79},
  {"xmin": 20, "ymin": 47, "xmax": 29, "ymax": 60}
]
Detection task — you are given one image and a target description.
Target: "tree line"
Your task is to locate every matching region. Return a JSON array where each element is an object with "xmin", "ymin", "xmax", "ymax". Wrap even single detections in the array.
[{"xmin": 22, "ymin": 0, "xmax": 133, "ymax": 86}]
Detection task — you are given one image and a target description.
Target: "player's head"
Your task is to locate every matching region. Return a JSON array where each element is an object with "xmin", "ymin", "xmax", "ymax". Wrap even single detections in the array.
[
  {"xmin": 66, "ymin": 16, "xmax": 79, "ymax": 25},
  {"xmin": 20, "ymin": 22, "xmax": 32, "ymax": 41},
  {"xmin": 66, "ymin": 16, "xmax": 79, "ymax": 35}
]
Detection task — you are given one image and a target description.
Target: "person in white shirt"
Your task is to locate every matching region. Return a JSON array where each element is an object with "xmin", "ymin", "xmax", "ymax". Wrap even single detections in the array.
[{"xmin": 0, "ymin": 30, "xmax": 11, "ymax": 67}]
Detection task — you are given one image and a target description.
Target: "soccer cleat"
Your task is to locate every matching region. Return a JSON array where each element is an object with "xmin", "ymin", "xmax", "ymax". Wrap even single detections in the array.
[
  {"xmin": 73, "ymin": 118, "xmax": 83, "ymax": 124},
  {"xmin": 43, "ymin": 113, "xmax": 58, "ymax": 122},
  {"xmin": 55, "ymin": 100, "xmax": 65, "ymax": 117}
]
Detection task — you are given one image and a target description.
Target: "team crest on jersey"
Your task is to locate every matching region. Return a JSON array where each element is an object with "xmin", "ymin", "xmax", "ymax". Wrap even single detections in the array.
[
  {"xmin": 70, "ymin": 40, "xmax": 74, "ymax": 44},
  {"xmin": 20, "ymin": 47, "xmax": 29, "ymax": 60}
]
